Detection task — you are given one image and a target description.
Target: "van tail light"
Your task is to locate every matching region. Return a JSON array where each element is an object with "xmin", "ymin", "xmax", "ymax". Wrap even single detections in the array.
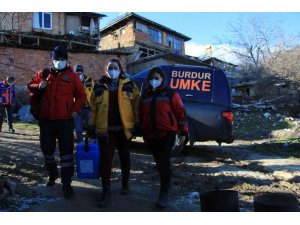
[{"xmin": 222, "ymin": 111, "xmax": 234, "ymax": 124}]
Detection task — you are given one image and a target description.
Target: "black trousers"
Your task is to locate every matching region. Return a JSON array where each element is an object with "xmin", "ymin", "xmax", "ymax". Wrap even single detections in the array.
[
  {"xmin": 0, "ymin": 104, "xmax": 13, "ymax": 129},
  {"xmin": 146, "ymin": 131, "xmax": 176, "ymax": 193},
  {"xmin": 39, "ymin": 119, "xmax": 74, "ymax": 186},
  {"xmin": 98, "ymin": 131, "xmax": 131, "ymax": 188}
]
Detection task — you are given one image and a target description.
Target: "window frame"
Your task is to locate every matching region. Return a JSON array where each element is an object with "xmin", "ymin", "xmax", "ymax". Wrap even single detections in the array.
[
  {"xmin": 174, "ymin": 37, "xmax": 182, "ymax": 53},
  {"xmin": 167, "ymin": 34, "xmax": 174, "ymax": 48},
  {"xmin": 148, "ymin": 27, "xmax": 162, "ymax": 44},
  {"xmin": 135, "ymin": 22, "xmax": 148, "ymax": 33},
  {"xmin": 33, "ymin": 12, "xmax": 52, "ymax": 30},
  {"xmin": 120, "ymin": 27, "xmax": 126, "ymax": 36}
]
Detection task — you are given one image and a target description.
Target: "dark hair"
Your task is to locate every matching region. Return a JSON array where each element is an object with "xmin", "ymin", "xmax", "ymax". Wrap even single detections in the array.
[
  {"xmin": 6, "ymin": 76, "xmax": 15, "ymax": 83},
  {"xmin": 107, "ymin": 59, "xmax": 126, "ymax": 79},
  {"xmin": 147, "ymin": 67, "xmax": 165, "ymax": 81},
  {"xmin": 74, "ymin": 64, "xmax": 84, "ymax": 73}
]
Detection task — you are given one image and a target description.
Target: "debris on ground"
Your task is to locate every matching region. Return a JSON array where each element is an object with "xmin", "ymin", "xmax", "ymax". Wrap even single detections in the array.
[{"xmin": 0, "ymin": 109, "xmax": 299, "ymax": 212}]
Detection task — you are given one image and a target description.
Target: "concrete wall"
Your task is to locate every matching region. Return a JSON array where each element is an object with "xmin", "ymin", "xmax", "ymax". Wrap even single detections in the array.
[
  {"xmin": 0, "ymin": 12, "xmax": 32, "ymax": 32},
  {"xmin": 100, "ymin": 21, "xmax": 137, "ymax": 50},
  {"xmin": 0, "ymin": 12, "xmax": 66, "ymax": 35}
]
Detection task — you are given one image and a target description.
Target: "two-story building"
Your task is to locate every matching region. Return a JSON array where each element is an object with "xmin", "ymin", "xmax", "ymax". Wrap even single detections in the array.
[
  {"xmin": 0, "ymin": 12, "xmax": 128, "ymax": 87},
  {"xmin": 100, "ymin": 12, "xmax": 204, "ymax": 75}
]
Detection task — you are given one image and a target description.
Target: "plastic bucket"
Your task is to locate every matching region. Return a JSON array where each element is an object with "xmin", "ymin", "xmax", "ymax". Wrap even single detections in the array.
[
  {"xmin": 254, "ymin": 193, "xmax": 299, "ymax": 212},
  {"xmin": 200, "ymin": 190, "xmax": 240, "ymax": 212}
]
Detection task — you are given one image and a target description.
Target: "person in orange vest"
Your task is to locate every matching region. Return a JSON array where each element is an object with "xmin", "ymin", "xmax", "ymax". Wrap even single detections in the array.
[{"xmin": 0, "ymin": 76, "xmax": 16, "ymax": 133}]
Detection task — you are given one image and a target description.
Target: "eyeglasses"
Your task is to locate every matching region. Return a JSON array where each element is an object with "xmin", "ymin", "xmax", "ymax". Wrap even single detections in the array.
[{"xmin": 150, "ymin": 77, "xmax": 161, "ymax": 80}]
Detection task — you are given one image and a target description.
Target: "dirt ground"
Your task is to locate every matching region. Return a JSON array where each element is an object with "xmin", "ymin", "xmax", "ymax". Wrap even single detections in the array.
[{"xmin": 0, "ymin": 123, "xmax": 300, "ymax": 212}]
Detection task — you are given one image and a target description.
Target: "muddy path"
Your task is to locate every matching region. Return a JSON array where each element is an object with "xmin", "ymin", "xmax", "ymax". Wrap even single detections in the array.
[{"xmin": 0, "ymin": 125, "xmax": 299, "ymax": 211}]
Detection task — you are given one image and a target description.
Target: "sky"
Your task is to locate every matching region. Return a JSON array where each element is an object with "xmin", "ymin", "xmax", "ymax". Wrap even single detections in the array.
[{"xmin": 100, "ymin": 12, "xmax": 300, "ymax": 63}]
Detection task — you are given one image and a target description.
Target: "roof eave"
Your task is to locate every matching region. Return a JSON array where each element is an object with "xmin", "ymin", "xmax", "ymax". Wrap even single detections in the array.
[{"xmin": 101, "ymin": 12, "xmax": 191, "ymax": 41}]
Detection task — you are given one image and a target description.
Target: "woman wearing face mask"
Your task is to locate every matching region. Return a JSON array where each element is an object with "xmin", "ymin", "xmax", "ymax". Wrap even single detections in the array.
[
  {"xmin": 140, "ymin": 67, "xmax": 188, "ymax": 208},
  {"xmin": 88, "ymin": 59, "xmax": 140, "ymax": 208}
]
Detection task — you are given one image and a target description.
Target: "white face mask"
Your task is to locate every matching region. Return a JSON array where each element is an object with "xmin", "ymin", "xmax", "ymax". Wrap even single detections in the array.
[
  {"xmin": 108, "ymin": 69, "xmax": 120, "ymax": 79},
  {"xmin": 53, "ymin": 60, "xmax": 67, "ymax": 70},
  {"xmin": 149, "ymin": 79, "xmax": 162, "ymax": 89}
]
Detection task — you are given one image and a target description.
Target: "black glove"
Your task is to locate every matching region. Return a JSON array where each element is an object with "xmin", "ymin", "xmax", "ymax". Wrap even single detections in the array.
[
  {"xmin": 42, "ymin": 68, "xmax": 50, "ymax": 80},
  {"xmin": 180, "ymin": 131, "xmax": 189, "ymax": 145},
  {"xmin": 86, "ymin": 125, "xmax": 96, "ymax": 138}
]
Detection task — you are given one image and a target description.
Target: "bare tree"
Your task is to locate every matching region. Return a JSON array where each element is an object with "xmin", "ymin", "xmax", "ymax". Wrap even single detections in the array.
[
  {"xmin": 0, "ymin": 12, "xmax": 31, "ymax": 33},
  {"xmin": 223, "ymin": 14, "xmax": 299, "ymax": 79},
  {"xmin": 266, "ymin": 46, "xmax": 300, "ymax": 82}
]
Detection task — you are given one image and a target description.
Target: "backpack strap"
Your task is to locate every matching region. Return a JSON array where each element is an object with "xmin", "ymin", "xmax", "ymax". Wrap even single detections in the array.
[
  {"xmin": 93, "ymin": 82, "xmax": 107, "ymax": 97},
  {"xmin": 122, "ymin": 81, "xmax": 135, "ymax": 93},
  {"xmin": 161, "ymin": 88, "xmax": 176, "ymax": 103}
]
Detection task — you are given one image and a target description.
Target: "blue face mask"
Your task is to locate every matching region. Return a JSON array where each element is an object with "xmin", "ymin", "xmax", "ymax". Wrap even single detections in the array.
[
  {"xmin": 108, "ymin": 69, "xmax": 120, "ymax": 79},
  {"xmin": 149, "ymin": 79, "xmax": 162, "ymax": 89},
  {"xmin": 53, "ymin": 60, "xmax": 67, "ymax": 70}
]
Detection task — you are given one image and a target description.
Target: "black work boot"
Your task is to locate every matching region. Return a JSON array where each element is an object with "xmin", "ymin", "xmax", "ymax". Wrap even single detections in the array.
[
  {"xmin": 98, "ymin": 185, "xmax": 111, "ymax": 208},
  {"xmin": 46, "ymin": 174, "xmax": 58, "ymax": 187},
  {"xmin": 8, "ymin": 128, "xmax": 15, "ymax": 133},
  {"xmin": 156, "ymin": 191, "xmax": 169, "ymax": 208},
  {"xmin": 62, "ymin": 185, "xmax": 74, "ymax": 199}
]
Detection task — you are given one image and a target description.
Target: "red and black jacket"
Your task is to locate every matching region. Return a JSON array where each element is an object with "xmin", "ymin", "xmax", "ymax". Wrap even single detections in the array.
[
  {"xmin": 140, "ymin": 85, "xmax": 188, "ymax": 138},
  {"xmin": 27, "ymin": 66, "xmax": 86, "ymax": 120}
]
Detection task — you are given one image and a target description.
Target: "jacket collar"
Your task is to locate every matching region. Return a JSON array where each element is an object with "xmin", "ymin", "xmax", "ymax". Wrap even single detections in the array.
[
  {"xmin": 100, "ymin": 76, "xmax": 130, "ymax": 85},
  {"xmin": 50, "ymin": 66, "xmax": 70, "ymax": 76},
  {"xmin": 145, "ymin": 84, "xmax": 165, "ymax": 95}
]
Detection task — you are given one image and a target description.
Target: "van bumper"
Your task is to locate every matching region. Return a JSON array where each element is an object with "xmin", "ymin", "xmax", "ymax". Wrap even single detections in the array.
[{"xmin": 187, "ymin": 116, "xmax": 234, "ymax": 144}]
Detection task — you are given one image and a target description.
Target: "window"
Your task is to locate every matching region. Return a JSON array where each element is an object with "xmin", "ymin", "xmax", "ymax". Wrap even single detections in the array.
[
  {"xmin": 148, "ymin": 27, "xmax": 162, "ymax": 44},
  {"xmin": 81, "ymin": 16, "xmax": 90, "ymax": 27},
  {"xmin": 120, "ymin": 28, "xmax": 126, "ymax": 36},
  {"xmin": 136, "ymin": 22, "xmax": 148, "ymax": 33},
  {"xmin": 167, "ymin": 34, "xmax": 174, "ymax": 48},
  {"xmin": 174, "ymin": 38, "xmax": 182, "ymax": 54},
  {"xmin": 33, "ymin": 12, "xmax": 52, "ymax": 30}
]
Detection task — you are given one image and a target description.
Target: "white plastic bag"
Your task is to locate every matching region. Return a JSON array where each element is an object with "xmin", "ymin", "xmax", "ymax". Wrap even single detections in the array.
[{"xmin": 171, "ymin": 134, "xmax": 186, "ymax": 157}]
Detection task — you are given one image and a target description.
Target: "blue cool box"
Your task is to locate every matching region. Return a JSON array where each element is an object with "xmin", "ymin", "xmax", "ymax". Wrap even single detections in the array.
[{"xmin": 76, "ymin": 138, "xmax": 100, "ymax": 179}]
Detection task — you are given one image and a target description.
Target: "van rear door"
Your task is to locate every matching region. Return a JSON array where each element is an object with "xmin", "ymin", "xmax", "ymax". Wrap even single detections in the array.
[
  {"xmin": 164, "ymin": 65, "xmax": 214, "ymax": 104},
  {"xmin": 164, "ymin": 65, "xmax": 233, "ymax": 144}
]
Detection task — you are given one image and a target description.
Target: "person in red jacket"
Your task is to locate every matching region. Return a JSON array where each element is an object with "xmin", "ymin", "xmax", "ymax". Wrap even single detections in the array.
[
  {"xmin": 140, "ymin": 66, "xmax": 188, "ymax": 208},
  {"xmin": 28, "ymin": 45, "xmax": 86, "ymax": 199}
]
